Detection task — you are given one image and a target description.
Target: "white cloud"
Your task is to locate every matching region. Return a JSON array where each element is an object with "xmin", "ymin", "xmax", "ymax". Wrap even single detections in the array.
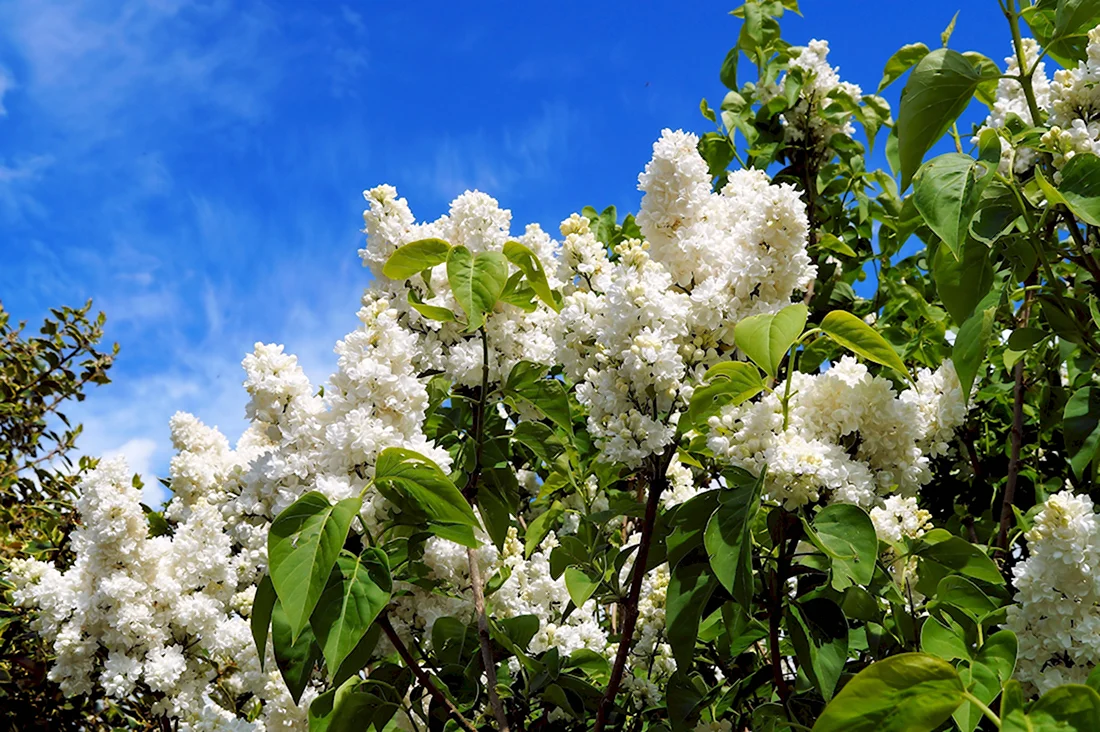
[
  {"xmin": 0, "ymin": 0, "xmax": 376, "ymax": 499},
  {"xmin": 102, "ymin": 437, "xmax": 163, "ymax": 506},
  {"xmin": 0, "ymin": 154, "xmax": 53, "ymax": 220},
  {"xmin": 0, "ymin": 66, "xmax": 13, "ymax": 115},
  {"xmin": 0, "ymin": 0, "xmax": 281, "ymax": 146},
  {"xmin": 423, "ymin": 101, "xmax": 578, "ymax": 202}
]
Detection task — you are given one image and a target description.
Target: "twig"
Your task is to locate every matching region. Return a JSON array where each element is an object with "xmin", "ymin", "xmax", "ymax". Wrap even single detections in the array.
[
  {"xmin": 997, "ymin": 287, "xmax": 1034, "ymax": 553},
  {"xmin": 593, "ymin": 448, "xmax": 674, "ymax": 732},
  {"xmin": 379, "ymin": 614, "xmax": 479, "ymax": 732},
  {"xmin": 468, "ymin": 546, "xmax": 509, "ymax": 731},
  {"xmin": 461, "ymin": 327, "xmax": 510, "ymax": 732},
  {"xmin": 1063, "ymin": 210, "xmax": 1100, "ymax": 283},
  {"xmin": 768, "ymin": 514, "xmax": 794, "ymax": 705}
]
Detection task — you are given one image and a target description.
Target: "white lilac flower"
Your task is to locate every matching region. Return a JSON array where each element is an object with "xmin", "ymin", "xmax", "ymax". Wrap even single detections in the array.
[
  {"xmin": 708, "ymin": 357, "xmax": 968, "ymax": 508},
  {"xmin": 1008, "ymin": 490, "xmax": 1100, "ymax": 692},
  {"xmin": 1044, "ymin": 27, "xmax": 1100, "ymax": 172},
  {"xmin": 975, "ymin": 37, "xmax": 1051, "ymax": 175}
]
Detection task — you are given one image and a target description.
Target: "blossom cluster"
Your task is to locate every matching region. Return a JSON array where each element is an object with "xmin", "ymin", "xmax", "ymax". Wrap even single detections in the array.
[
  {"xmin": 978, "ymin": 26, "xmax": 1100, "ymax": 177},
  {"xmin": 1045, "ymin": 26, "xmax": 1100, "ymax": 171},
  {"xmin": 975, "ymin": 37, "xmax": 1052, "ymax": 175},
  {"xmin": 10, "ymin": 295, "xmax": 447, "ymax": 729},
  {"xmin": 1008, "ymin": 490, "xmax": 1100, "ymax": 692},
  {"xmin": 706, "ymin": 357, "xmax": 967, "ymax": 509},
  {"xmin": 759, "ymin": 40, "xmax": 865, "ymax": 161},
  {"xmin": 556, "ymin": 129, "xmax": 815, "ymax": 466},
  {"xmin": 361, "ymin": 186, "xmax": 560, "ymax": 388}
]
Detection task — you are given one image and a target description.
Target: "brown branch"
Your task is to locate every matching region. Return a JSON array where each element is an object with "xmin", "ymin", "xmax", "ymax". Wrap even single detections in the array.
[
  {"xmin": 593, "ymin": 449, "xmax": 674, "ymax": 732},
  {"xmin": 459, "ymin": 327, "xmax": 510, "ymax": 732},
  {"xmin": 768, "ymin": 513, "xmax": 796, "ymax": 705},
  {"xmin": 379, "ymin": 614, "xmax": 479, "ymax": 732},
  {"xmin": 997, "ymin": 287, "xmax": 1035, "ymax": 553},
  {"xmin": 467, "ymin": 546, "xmax": 510, "ymax": 732}
]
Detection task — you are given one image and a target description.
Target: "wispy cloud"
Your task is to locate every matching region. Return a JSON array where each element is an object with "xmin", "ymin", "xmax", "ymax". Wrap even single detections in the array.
[
  {"xmin": 0, "ymin": 154, "xmax": 52, "ymax": 221},
  {"xmin": 0, "ymin": 66, "xmax": 13, "ymax": 115},
  {"xmin": 424, "ymin": 101, "xmax": 579, "ymax": 202},
  {"xmin": 0, "ymin": 0, "xmax": 281, "ymax": 146},
  {"xmin": 0, "ymin": 0, "xmax": 375, "ymax": 490}
]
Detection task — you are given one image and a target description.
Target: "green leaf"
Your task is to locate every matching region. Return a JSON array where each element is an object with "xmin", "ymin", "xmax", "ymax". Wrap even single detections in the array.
[
  {"xmin": 374, "ymin": 447, "xmax": 479, "ymax": 529},
  {"xmin": 704, "ymin": 470, "xmax": 765, "ymax": 605},
  {"xmin": 446, "ymin": 246, "xmax": 509, "ymax": 330},
  {"xmin": 720, "ymin": 47, "xmax": 739, "ymax": 89},
  {"xmin": 820, "ymin": 310, "xmax": 909, "ymax": 380},
  {"xmin": 913, "ymin": 154, "xmax": 992, "ymax": 259},
  {"xmin": 952, "ymin": 305, "xmax": 996, "ymax": 406},
  {"xmin": 932, "ymin": 237, "xmax": 992, "ymax": 324},
  {"xmin": 1030, "ymin": 684, "xmax": 1100, "ymax": 731},
  {"xmin": 879, "ymin": 42, "xmax": 930, "ymax": 92},
  {"xmin": 1002, "ymin": 679, "xmax": 1026, "ymax": 720},
  {"xmin": 511, "ymin": 421, "xmax": 565, "ymax": 465},
  {"xmin": 268, "ymin": 492, "xmax": 362, "ymax": 641},
  {"xmin": 308, "ymin": 676, "xmax": 400, "ymax": 732},
  {"xmin": 700, "ymin": 97, "xmax": 717, "ymax": 123},
  {"xmin": 272, "ymin": 595, "xmax": 321, "ymax": 704},
  {"xmin": 252, "ymin": 574, "xmax": 276, "ymax": 671},
  {"xmin": 1058, "ymin": 153, "xmax": 1100, "ymax": 226},
  {"xmin": 1039, "ymin": 293, "xmax": 1092, "ymax": 346},
  {"xmin": 499, "ymin": 270, "xmax": 538, "ymax": 312},
  {"xmin": 896, "ymin": 49, "xmax": 985, "ymax": 190},
  {"xmin": 503, "ymin": 240, "xmax": 559, "ymax": 311},
  {"xmin": 931, "ymin": 575, "xmax": 999, "ymax": 622},
  {"xmin": 311, "ymin": 549, "xmax": 391, "ymax": 678},
  {"xmin": 915, "ymin": 529, "xmax": 1003, "ymax": 585},
  {"xmin": 920, "ymin": 615, "xmax": 971, "ymax": 662},
  {"xmin": 940, "ymin": 10, "xmax": 960, "ymax": 46},
  {"xmin": 788, "ymin": 599, "xmax": 848, "ymax": 701},
  {"xmin": 504, "ymin": 361, "xmax": 573, "ymax": 435},
  {"xmin": 699, "ymin": 132, "xmax": 735, "ymax": 177},
  {"xmin": 432, "ymin": 617, "xmax": 477, "ymax": 665},
  {"xmin": 811, "ymin": 653, "xmax": 965, "ymax": 732},
  {"xmin": 953, "ymin": 630, "xmax": 1018, "ymax": 732},
  {"xmin": 817, "ymin": 231, "xmax": 858, "ymax": 258},
  {"xmin": 497, "ymin": 614, "xmax": 540, "ymax": 655},
  {"xmin": 665, "ymin": 562, "xmax": 718, "ymax": 670},
  {"xmin": 1007, "ymin": 327, "xmax": 1049, "ymax": 351},
  {"xmin": 564, "ymin": 567, "xmax": 598, "ymax": 608},
  {"xmin": 810, "ymin": 503, "xmax": 878, "ymax": 590},
  {"xmin": 733, "ymin": 303, "xmax": 808, "ymax": 378},
  {"xmin": 1065, "ymin": 387, "xmax": 1100, "ymax": 479},
  {"xmin": 332, "ymin": 625, "xmax": 381, "ymax": 688},
  {"xmin": 1088, "ymin": 665, "xmax": 1100, "ymax": 695},
  {"xmin": 953, "ymin": 661, "xmax": 1001, "ymax": 732},
  {"xmin": 526, "ymin": 501, "xmax": 564, "ymax": 557},
  {"xmin": 566, "ymin": 648, "xmax": 610, "ymax": 683},
  {"xmin": 1024, "ymin": 0, "xmax": 1100, "ymax": 67},
  {"xmin": 479, "ymin": 468, "xmax": 517, "ymax": 551},
  {"xmin": 406, "ymin": 289, "xmax": 456, "ymax": 323},
  {"xmin": 976, "ymin": 629, "xmax": 1017, "ymax": 682},
  {"xmin": 685, "ymin": 362, "xmax": 765, "ymax": 429},
  {"xmin": 382, "ymin": 238, "xmax": 451, "ymax": 280}
]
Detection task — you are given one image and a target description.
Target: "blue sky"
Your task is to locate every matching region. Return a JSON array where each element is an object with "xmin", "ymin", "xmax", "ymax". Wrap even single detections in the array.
[{"xmin": 0, "ymin": 0, "xmax": 1013, "ymax": 504}]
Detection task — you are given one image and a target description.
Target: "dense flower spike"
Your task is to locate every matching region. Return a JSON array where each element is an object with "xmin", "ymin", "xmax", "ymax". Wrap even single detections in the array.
[
  {"xmin": 1045, "ymin": 27, "xmax": 1100, "ymax": 171},
  {"xmin": 707, "ymin": 357, "xmax": 967, "ymax": 508},
  {"xmin": 975, "ymin": 38, "xmax": 1052, "ymax": 175},
  {"xmin": 637, "ymin": 129, "xmax": 816, "ymax": 347},
  {"xmin": 1009, "ymin": 490, "xmax": 1100, "ymax": 692},
  {"xmin": 758, "ymin": 40, "xmax": 866, "ymax": 162},
  {"xmin": 361, "ymin": 186, "xmax": 560, "ymax": 387}
]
